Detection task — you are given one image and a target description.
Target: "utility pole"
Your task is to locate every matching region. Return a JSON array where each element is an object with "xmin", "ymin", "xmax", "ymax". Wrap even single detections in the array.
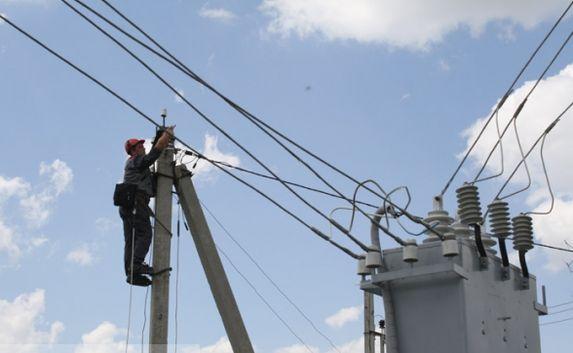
[
  {"xmin": 149, "ymin": 121, "xmax": 174, "ymax": 353},
  {"xmin": 364, "ymin": 290, "xmax": 375, "ymax": 353},
  {"xmin": 175, "ymin": 165, "xmax": 255, "ymax": 353}
]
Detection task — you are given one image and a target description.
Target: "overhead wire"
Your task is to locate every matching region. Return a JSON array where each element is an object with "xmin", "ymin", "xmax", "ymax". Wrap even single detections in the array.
[
  {"xmin": 492, "ymin": 99, "xmax": 573, "ymax": 201},
  {"xmin": 200, "ymin": 199, "xmax": 342, "ymax": 353},
  {"xmin": 473, "ymin": 28, "xmax": 573, "ymax": 184},
  {"xmin": 60, "ymin": 0, "xmax": 383, "ymax": 250},
  {"xmin": 549, "ymin": 300, "xmax": 573, "ymax": 309},
  {"xmin": 495, "ymin": 116, "xmax": 533, "ymax": 200},
  {"xmin": 540, "ymin": 316, "xmax": 573, "ymax": 326},
  {"xmin": 473, "ymin": 110, "xmax": 505, "ymax": 183},
  {"xmin": 0, "ymin": 14, "xmax": 362, "ymax": 260},
  {"xmin": 81, "ymin": 0, "xmax": 441, "ymax": 240},
  {"xmin": 179, "ymin": 150, "xmax": 379, "ymax": 209},
  {"xmin": 525, "ymin": 134, "xmax": 555, "ymax": 215},
  {"xmin": 439, "ymin": 0, "xmax": 573, "ymax": 196}
]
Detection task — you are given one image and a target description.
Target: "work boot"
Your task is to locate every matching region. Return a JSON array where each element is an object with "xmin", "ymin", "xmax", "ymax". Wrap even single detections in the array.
[
  {"xmin": 126, "ymin": 274, "xmax": 152, "ymax": 287},
  {"xmin": 132, "ymin": 262, "xmax": 154, "ymax": 275}
]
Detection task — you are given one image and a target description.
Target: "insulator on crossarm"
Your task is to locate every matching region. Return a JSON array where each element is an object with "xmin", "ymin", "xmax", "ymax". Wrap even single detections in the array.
[
  {"xmin": 512, "ymin": 214, "xmax": 534, "ymax": 252},
  {"xmin": 424, "ymin": 196, "xmax": 453, "ymax": 243},
  {"xmin": 357, "ymin": 258, "xmax": 370, "ymax": 276},
  {"xmin": 488, "ymin": 200, "xmax": 512, "ymax": 239},
  {"xmin": 456, "ymin": 183, "xmax": 483, "ymax": 225}
]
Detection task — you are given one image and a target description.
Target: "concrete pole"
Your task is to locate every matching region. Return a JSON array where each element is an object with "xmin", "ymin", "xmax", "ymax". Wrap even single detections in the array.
[
  {"xmin": 149, "ymin": 146, "xmax": 174, "ymax": 353},
  {"xmin": 175, "ymin": 165, "xmax": 255, "ymax": 353},
  {"xmin": 364, "ymin": 291, "xmax": 375, "ymax": 353}
]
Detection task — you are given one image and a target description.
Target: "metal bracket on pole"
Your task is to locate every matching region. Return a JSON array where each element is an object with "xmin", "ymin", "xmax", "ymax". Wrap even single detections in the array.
[{"xmin": 174, "ymin": 165, "xmax": 255, "ymax": 353}]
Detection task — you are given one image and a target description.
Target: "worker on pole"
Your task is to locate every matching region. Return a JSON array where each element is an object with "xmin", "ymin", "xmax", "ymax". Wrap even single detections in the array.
[{"xmin": 119, "ymin": 126, "xmax": 174, "ymax": 286}]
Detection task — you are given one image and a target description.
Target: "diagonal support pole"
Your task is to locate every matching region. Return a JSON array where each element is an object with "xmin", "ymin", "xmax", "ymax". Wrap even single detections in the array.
[{"xmin": 174, "ymin": 165, "xmax": 255, "ymax": 353}]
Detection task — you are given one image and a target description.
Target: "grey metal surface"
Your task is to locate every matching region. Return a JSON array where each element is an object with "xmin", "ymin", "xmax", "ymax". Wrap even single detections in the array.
[
  {"xmin": 175, "ymin": 165, "xmax": 255, "ymax": 353},
  {"xmin": 361, "ymin": 240, "xmax": 543, "ymax": 353},
  {"xmin": 149, "ymin": 148, "xmax": 174, "ymax": 353}
]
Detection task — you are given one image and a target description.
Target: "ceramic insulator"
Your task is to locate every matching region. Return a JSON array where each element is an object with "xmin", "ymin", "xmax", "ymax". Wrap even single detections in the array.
[{"xmin": 512, "ymin": 214, "xmax": 534, "ymax": 252}]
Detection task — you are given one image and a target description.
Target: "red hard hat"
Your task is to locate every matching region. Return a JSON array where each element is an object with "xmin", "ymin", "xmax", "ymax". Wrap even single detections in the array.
[{"xmin": 124, "ymin": 138, "xmax": 145, "ymax": 154}]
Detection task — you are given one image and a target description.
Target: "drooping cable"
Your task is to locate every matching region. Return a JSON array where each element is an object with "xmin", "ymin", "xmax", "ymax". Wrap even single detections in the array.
[
  {"xmin": 473, "ymin": 28, "xmax": 573, "ymax": 184},
  {"xmin": 61, "ymin": 0, "xmax": 377, "ymax": 250},
  {"xmin": 182, "ymin": 151, "xmax": 378, "ymax": 209},
  {"xmin": 0, "ymin": 14, "xmax": 361, "ymax": 259},
  {"xmin": 547, "ymin": 307, "xmax": 573, "ymax": 316},
  {"xmin": 181, "ymin": 217, "xmax": 317, "ymax": 353},
  {"xmin": 78, "ymin": 0, "xmax": 440, "ymax": 239},
  {"xmin": 439, "ymin": 0, "xmax": 573, "ymax": 196},
  {"xmin": 493, "ymin": 99, "xmax": 573, "ymax": 201},
  {"xmin": 549, "ymin": 300, "xmax": 573, "ymax": 309},
  {"xmin": 526, "ymin": 134, "xmax": 555, "ymax": 215},
  {"xmin": 495, "ymin": 117, "xmax": 533, "ymax": 200},
  {"xmin": 200, "ymin": 199, "xmax": 342, "ymax": 353}
]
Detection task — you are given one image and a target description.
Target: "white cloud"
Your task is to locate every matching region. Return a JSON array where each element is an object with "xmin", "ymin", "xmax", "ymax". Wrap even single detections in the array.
[
  {"xmin": 0, "ymin": 176, "xmax": 30, "ymax": 202},
  {"xmin": 181, "ymin": 336, "xmax": 232, "ymax": 353},
  {"xmin": 20, "ymin": 159, "xmax": 73, "ymax": 227},
  {"xmin": 0, "ymin": 219, "xmax": 20, "ymax": 259},
  {"xmin": 275, "ymin": 337, "xmax": 362, "ymax": 353},
  {"xmin": 0, "ymin": 289, "xmax": 64, "ymax": 353},
  {"xmin": 275, "ymin": 344, "xmax": 319, "ymax": 353},
  {"xmin": 176, "ymin": 134, "xmax": 240, "ymax": 180},
  {"xmin": 260, "ymin": 0, "xmax": 570, "ymax": 50},
  {"xmin": 0, "ymin": 160, "xmax": 72, "ymax": 259},
  {"xmin": 199, "ymin": 7, "xmax": 237, "ymax": 23},
  {"xmin": 39, "ymin": 159, "xmax": 73, "ymax": 196},
  {"xmin": 66, "ymin": 245, "xmax": 95, "ymax": 266},
  {"xmin": 325, "ymin": 305, "xmax": 361, "ymax": 328},
  {"xmin": 462, "ymin": 63, "xmax": 573, "ymax": 271},
  {"xmin": 74, "ymin": 322, "xmax": 133, "ymax": 353}
]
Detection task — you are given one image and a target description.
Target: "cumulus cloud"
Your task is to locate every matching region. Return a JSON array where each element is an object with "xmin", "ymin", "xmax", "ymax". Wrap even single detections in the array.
[
  {"xmin": 275, "ymin": 344, "xmax": 319, "ymax": 353},
  {"xmin": 0, "ymin": 160, "xmax": 72, "ymax": 259},
  {"xmin": 0, "ymin": 289, "xmax": 64, "ymax": 353},
  {"xmin": 74, "ymin": 322, "xmax": 133, "ymax": 353},
  {"xmin": 180, "ymin": 336, "xmax": 232, "ymax": 353},
  {"xmin": 260, "ymin": 0, "xmax": 570, "ymax": 50},
  {"xmin": 199, "ymin": 6, "xmax": 236, "ymax": 23},
  {"xmin": 176, "ymin": 134, "xmax": 240, "ymax": 181},
  {"xmin": 276, "ymin": 337, "xmax": 362, "ymax": 353},
  {"xmin": 95, "ymin": 217, "xmax": 120, "ymax": 234},
  {"xmin": 325, "ymin": 305, "xmax": 361, "ymax": 328},
  {"xmin": 66, "ymin": 245, "xmax": 95, "ymax": 266},
  {"xmin": 20, "ymin": 159, "xmax": 73, "ymax": 227},
  {"xmin": 462, "ymin": 63, "xmax": 573, "ymax": 271}
]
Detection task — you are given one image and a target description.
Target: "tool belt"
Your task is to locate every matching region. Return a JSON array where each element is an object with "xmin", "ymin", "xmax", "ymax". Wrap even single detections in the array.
[{"xmin": 113, "ymin": 183, "xmax": 138, "ymax": 209}]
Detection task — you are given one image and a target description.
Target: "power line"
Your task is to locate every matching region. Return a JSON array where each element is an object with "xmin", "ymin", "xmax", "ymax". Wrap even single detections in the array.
[
  {"xmin": 60, "ymin": 0, "xmax": 384, "ymax": 250},
  {"xmin": 547, "ymin": 307, "xmax": 573, "ymax": 316},
  {"xmin": 492, "ymin": 98, "xmax": 573, "ymax": 201},
  {"xmin": 474, "ymin": 28, "xmax": 573, "ymax": 184},
  {"xmin": 78, "ymin": 0, "xmax": 440, "ymax": 241},
  {"xmin": 0, "ymin": 13, "xmax": 361, "ymax": 260},
  {"xmin": 440, "ymin": 0, "xmax": 573, "ymax": 196},
  {"xmin": 180, "ymin": 151, "xmax": 379, "ymax": 209},
  {"xmin": 550, "ymin": 300, "xmax": 573, "ymax": 309},
  {"xmin": 200, "ymin": 199, "xmax": 342, "ymax": 353},
  {"xmin": 540, "ymin": 316, "xmax": 573, "ymax": 326}
]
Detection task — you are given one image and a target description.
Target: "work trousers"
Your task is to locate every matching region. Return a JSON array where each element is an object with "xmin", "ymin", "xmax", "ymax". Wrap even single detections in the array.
[{"xmin": 119, "ymin": 192, "xmax": 152, "ymax": 275}]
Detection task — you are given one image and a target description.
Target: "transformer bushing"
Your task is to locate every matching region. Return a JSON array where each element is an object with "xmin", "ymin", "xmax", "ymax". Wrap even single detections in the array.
[
  {"xmin": 456, "ymin": 184, "xmax": 484, "ymax": 225},
  {"xmin": 424, "ymin": 196, "xmax": 453, "ymax": 243},
  {"xmin": 512, "ymin": 215, "xmax": 534, "ymax": 252},
  {"xmin": 512, "ymin": 214, "xmax": 534, "ymax": 289},
  {"xmin": 488, "ymin": 200, "xmax": 513, "ymax": 239}
]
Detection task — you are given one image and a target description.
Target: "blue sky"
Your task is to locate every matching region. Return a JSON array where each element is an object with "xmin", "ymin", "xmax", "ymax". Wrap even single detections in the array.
[{"xmin": 1, "ymin": 1, "xmax": 573, "ymax": 353}]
